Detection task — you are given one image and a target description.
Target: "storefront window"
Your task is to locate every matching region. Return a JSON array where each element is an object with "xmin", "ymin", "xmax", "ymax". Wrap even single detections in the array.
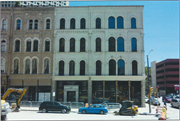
[
  {"xmin": 118, "ymin": 81, "xmax": 128, "ymax": 104},
  {"xmin": 131, "ymin": 81, "xmax": 141, "ymax": 106},
  {"xmin": 105, "ymin": 81, "xmax": 116, "ymax": 102},
  {"xmin": 92, "ymin": 81, "xmax": 103, "ymax": 103}
]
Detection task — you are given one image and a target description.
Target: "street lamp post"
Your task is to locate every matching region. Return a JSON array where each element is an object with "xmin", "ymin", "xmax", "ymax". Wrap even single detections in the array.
[{"xmin": 147, "ymin": 49, "xmax": 153, "ymax": 113}]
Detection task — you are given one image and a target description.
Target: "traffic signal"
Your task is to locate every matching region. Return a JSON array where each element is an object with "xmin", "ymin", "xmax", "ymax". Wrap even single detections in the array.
[
  {"xmin": 150, "ymin": 87, "xmax": 153, "ymax": 94},
  {"xmin": 132, "ymin": 87, "xmax": 134, "ymax": 95}
]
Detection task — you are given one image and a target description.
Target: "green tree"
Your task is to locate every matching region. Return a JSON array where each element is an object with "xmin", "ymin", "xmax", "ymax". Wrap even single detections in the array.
[{"xmin": 14, "ymin": 1, "xmax": 20, "ymax": 7}]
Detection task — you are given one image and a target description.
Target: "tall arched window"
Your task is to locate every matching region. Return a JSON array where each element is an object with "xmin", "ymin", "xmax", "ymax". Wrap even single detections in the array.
[
  {"xmin": 44, "ymin": 59, "xmax": 49, "ymax": 74},
  {"xmin": 96, "ymin": 38, "xmax": 101, "ymax": 52},
  {"xmin": 118, "ymin": 59, "xmax": 125, "ymax": 75},
  {"xmin": 1, "ymin": 40, "xmax": 6, "ymax": 52},
  {"xmin": 108, "ymin": 16, "xmax": 115, "ymax": 29},
  {"xmin": 70, "ymin": 18, "xmax": 75, "ymax": 29},
  {"xmin": 26, "ymin": 40, "xmax": 31, "ymax": 52},
  {"xmin": 131, "ymin": 18, "xmax": 136, "ymax": 29},
  {"xmin": 96, "ymin": 18, "xmax": 101, "ymax": 29},
  {"xmin": 16, "ymin": 19, "xmax": 21, "ymax": 30},
  {"xmin": 46, "ymin": 19, "xmax": 50, "ymax": 29},
  {"xmin": 14, "ymin": 59, "xmax": 19, "ymax": 74},
  {"xmin": 132, "ymin": 60, "xmax": 138, "ymax": 75},
  {"xmin": 33, "ymin": 40, "xmax": 38, "ymax": 52},
  {"xmin": 69, "ymin": 60, "xmax": 75, "ymax": 75},
  {"xmin": 80, "ymin": 60, "xmax": 85, "ymax": 75},
  {"xmin": 1, "ymin": 58, "xmax": 5, "ymax": 73},
  {"xmin": 2, "ymin": 19, "xmax": 7, "ymax": 30},
  {"xmin": 117, "ymin": 16, "xmax": 124, "ymax": 29},
  {"xmin": 25, "ymin": 59, "xmax": 30, "ymax": 74},
  {"xmin": 45, "ymin": 40, "xmax": 50, "ymax": 52},
  {"xmin": 109, "ymin": 59, "xmax": 116, "ymax": 75},
  {"xmin": 29, "ymin": 19, "xmax": 33, "ymax": 30},
  {"xmin": 34, "ymin": 19, "xmax": 38, "ymax": 29},
  {"xmin": 108, "ymin": 37, "xmax": 115, "ymax": 52},
  {"xmin": 117, "ymin": 37, "xmax": 124, "ymax": 52},
  {"xmin": 15, "ymin": 40, "xmax": 20, "ymax": 52},
  {"xmin": 59, "ymin": 38, "xmax": 65, "ymax": 52},
  {"xmin": 70, "ymin": 38, "xmax": 75, "ymax": 52},
  {"xmin": 80, "ymin": 18, "xmax": 85, "ymax": 29},
  {"xmin": 60, "ymin": 18, "xmax": 65, "ymax": 29},
  {"xmin": 59, "ymin": 61, "xmax": 64, "ymax": 75},
  {"xmin": 131, "ymin": 38, "xmax": 137, "ymax": 52},
  {"xmin": 80, "ymin": 38, "xmax": 85, "ymax": 52},
  {"xmin": 32, "ymin": 59, "xmax": 37, "ymax": 74},
  {"xmin": 96, "ymin": 60, "xmax": 101, "ymax": 75}
]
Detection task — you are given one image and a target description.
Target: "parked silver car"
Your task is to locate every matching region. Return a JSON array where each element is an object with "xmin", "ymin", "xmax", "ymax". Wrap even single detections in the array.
[{"xmin": 171, "ymin": 99, "xmax": 180, "ymax": 108}]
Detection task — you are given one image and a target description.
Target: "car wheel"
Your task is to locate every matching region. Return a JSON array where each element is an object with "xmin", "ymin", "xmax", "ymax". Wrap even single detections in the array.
[
  {"xmin": 42, "ymin": 108, "xmax": 48, "ymax": 113},
  {"xmin": 100, "ymin": 110, "xmax": 104, "ymax": 114},
  {"xmin": 62, "ymin": 109, "xmax": 67, "ymax": 114},
  {"xmin": 82, "ymin": 110, "xmax": 86, "ymax": 114},
  {"xmin": 1, "ymin": 115, "xmax": 6, "ymax": 120}
]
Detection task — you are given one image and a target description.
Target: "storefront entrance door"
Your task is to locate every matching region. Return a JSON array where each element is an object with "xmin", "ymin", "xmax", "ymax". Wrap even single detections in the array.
[{"xmin": 67, "ymin": 91, "xmax": 76, "ymax": 102}]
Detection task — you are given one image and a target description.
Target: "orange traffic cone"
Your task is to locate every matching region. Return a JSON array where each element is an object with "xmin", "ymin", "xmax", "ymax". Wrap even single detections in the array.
[{"xmin": 159, "ymin": 112, "xmax": 166, "ymax": 120}]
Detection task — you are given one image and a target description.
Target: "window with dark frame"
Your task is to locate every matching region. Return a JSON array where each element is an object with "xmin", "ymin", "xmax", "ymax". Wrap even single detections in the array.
[
  {"xmin": 132, "ymin": 60, "xmax": 138, "ymax": 75},
  {"xmin": 26, "ymin": 41, "xmax": 31, "ymax": 52},
  {"xmin": 44, "ymin": 59, "xmax": 49, "ymax": 74},
  {"xmin": 117, "ymin": 37, "xmax": 124, "ymax": 52},
  {"xmin": 80, "ymin": 60, "xmax": 85, "ymax": 75},
  {"xmin": 2, "ymin": 19, "xmax": 6, "ymax": 30},
  {"xmin": 25, "ymin": 59, "xmax": 30, "ymax": 74},
  {"xmin": 131, "ymin": 18, "xmax": 136, "ymax": 29},
  {"xmin": 45, "ymin": 41, "xmax": 50, "ymax": 52},
  {"xmin": 70, "ymin": 38, "xmax": 75, "ymax": 52},
  {"xmin": 108, "ymin": 16, "xmax": 115, "ymax": 29},
  {"xmin": 59, "ymin": 61, "xmax": 64, "ymax": 75},
  {"xmin": 96, "ymin": 38, "xmax": 101, "ymax": 52},
  {"xmin": 29, "ymin": 19, "xmax": 33, "ymax": 30},
  {"xmin": 69, "ymin": 60, "xmax": 75, "ymax": 75},
  {"xmin": 34, "ymin": 19, "xmax": 38, "ymax": 29},
  {"xmin": 96, "ymin": 18, "xmax": 101, "ymax": 29},
  {"xmin": 60, "ymin": 18, "xmax": 65, "ymax": 29},
  {"xmin": 109, "ymin": 37, "xmax": 115, "ymax": 52},
  {"xmin": 96, "ymin": 60, "xmax": 101, "ymax": 75},
  {"xmin": 32, "ymin": 59, "xmax": 37, "ymax": 74},
  {"xmin": 16, "ymin": 19, "xmax": 21, "ymax": 30},
  {"xmin": 117, "ymin": 16, "xmax": 124, "ymax": 29},
  {"xmin": 33, "ymin": 40, "xmax": 38, "ymax": 52},
  {"xmin": 80, "ymin": 18, "xmax": 85, "ymax": 29},
  {"xmin": 1, "ymin": 40, "xmax": 6, "ymax": 52},
  {"xmin": 46, "ymin": 19, "xmax": 50, "ymax": 29},
  {"xmin": 15, "ymin": 40, "xmax": 20, "ymax": 52},
  {"xmin": 109, "ymin": 59, "xmax": 116, "ymax": 75},
  {"xmin": 70, "ymin": 18, "xmax": 75, "ymax": 29},
  {"xmin": 14, "ymin": 59, "xmax": 19, "ymax": 74},
  {"xmin": 59, "ymin": 38, "xmax": 65, "ymax": 52},
  {"xmin": 131, "ymin": 38, "xmax": 137, "ymax": 52},
  {"xmin": 80, "ymin": 38, "xmax": 85, "ymax": 52},
  {"xmin": 118, "ymin": 59, "xmax": 125, "ymax": 75}
]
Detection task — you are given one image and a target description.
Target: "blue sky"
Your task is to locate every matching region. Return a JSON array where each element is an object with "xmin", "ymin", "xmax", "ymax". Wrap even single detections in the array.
[{"xmin": 69, "ymin": 1, "xmax": 179, "ymax": 66}]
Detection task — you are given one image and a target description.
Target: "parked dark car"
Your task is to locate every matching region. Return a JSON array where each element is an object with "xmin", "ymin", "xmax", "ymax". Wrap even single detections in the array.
[{"xmin": 39, "ymin": 101, "xmax": 71, "ymax": 113}]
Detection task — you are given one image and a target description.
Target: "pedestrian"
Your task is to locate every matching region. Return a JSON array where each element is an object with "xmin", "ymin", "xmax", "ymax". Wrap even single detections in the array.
[{"xmin": 163, "ymin": 99, "xmax": 166, "ymax": 107}]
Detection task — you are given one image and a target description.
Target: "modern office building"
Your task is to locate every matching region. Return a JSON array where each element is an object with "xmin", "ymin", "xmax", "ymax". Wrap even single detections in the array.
[
  {"xmin": 20, "ymin": 1, "xmax": 69, "ymax": 7},
  {"xmin": 53, "ymin": 6, "xmax": 146, "ymax": 107},
  {"xmin": 151, "ymin": 59, "xmax": 179, "ymax": 95}
]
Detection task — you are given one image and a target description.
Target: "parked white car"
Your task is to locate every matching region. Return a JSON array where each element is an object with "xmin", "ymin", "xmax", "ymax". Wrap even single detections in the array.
[{"xmin": 171, "ymin": 99, "xmax": 180, "ymax": 108}]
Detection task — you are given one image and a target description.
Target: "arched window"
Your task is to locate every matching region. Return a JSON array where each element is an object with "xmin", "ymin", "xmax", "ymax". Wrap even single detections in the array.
[
  {"xmin": 96, "ymin": 60, "xmax": 101, "ymax": 75},
  {"xmin": 80, "ymin": 38, "xmax": 85, "ymax": 52},
  {"xmin": 70, "ymin": 18, "xmax": 75, "ymax": 29},
  {"xmin": 46, "ymin": 19, "xmax": 50, "ymax": 29},
  {"xmin": 1, "ymin": 58, "xmax": 5, "ymax": 73},
  {"xmin": 96, "ymin": 38, "xmax": 101, "ymax": 52},
  {"xmin": 96, "ymin": 18, "xmax": 101, "ymax": 29},
  {"xmin": 69, "ymin": 60, "xmax": 75, "ymax": 75},
  {"xmin": 80, "ymin": 60, "xmax": 85, "ymax": 75},
  {"xmin": 44, "ymin": 59, "xmax": 49, "ymax": 74},
  {"xmin": 118, "ymin": 59, "xmax": 125, "ymax": 75},
  {"xmin": 2, "ymin": 19, "xmax": 7, "ymax": 30},
  {"xmin": 16, "ymin": 19, "xmax": 21, "ymax": 30},
  {"xmin": 59, "ymin": 38, "xmax": 65, "ymax": 52},
  {"xmin": 45, "ymin": 40, "xmax": 50, "ymax": 52},
  {"xmin": 132, "ymin": 60, "xmax": 138, "ymax": 75},
  {"xmin": 117, "ymin": 37, "xmax": 124, "ymax": 52},
  {"xmin": 25, "ymin": 59, "xmax": 30, "ymax": 74},
  {"xmin": 14, "ymin": 59, "xmax": 19, "ymax": 74},
  {"xmin": 59, "ymin": 61, "xmax": 64, "ymax": 75},
  {"xmin": 109, "ymin": 59, "xmax": 116, "ymax": 75},
  {"xmin": 26, "ymin": 40, "xmax": 31, "ymax": 52},
  {"xmin": 117, "ymin": 16, "xmax": 124, "ymax": 29},
  {"xmin": 33, "ymin": 40, "xmax": 38, "ymax": 52},
  {"xmin": 80, "ymin": 18, "xmax": 85, "ymax": 29},
  {"xmin": 70, "ymin": 38, "xmax": 75, "ymax": 52},
  {"xmin": 15, "ymin": 40, "xmax": 20, "ymax": 52},
  {"xmin": 32, "ymin": 59, "xmax": 37, "ymax": 74},
  {"xmin": 131, "ymin": 38, "xmax": 137, "ymax": 52},
  {"xmin": 108, "ymin": 16, "xmax": 115, "ymax": 29},
  {"xmin": 60, "ymin": 18, "xmax": 65, "ymax": 29},
  {"xmin": 34, "ymin": 19, "xmax": 38, "ymax": 29},
  {"xmin": 131, "ymin": 18, "xmax": 136, "ymax": 29},
  {"xmin": 108, "ymin": 37, "xmax": 115, "ymax": 52},
  {"xmin": 1, "ymin": 40, "xmax": 6, "ymax": 52},
  {"xmin": 29, "ymin": 19, "xmax": 33, "ymax": 30}
]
